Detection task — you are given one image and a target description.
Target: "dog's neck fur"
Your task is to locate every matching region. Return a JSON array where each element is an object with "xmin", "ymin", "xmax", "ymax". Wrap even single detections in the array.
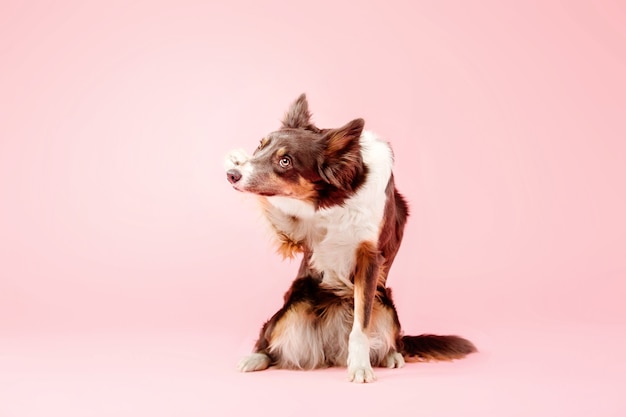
[{"xmin": 261, "ymin": 131, "xmax": 395, "ymax": 292}]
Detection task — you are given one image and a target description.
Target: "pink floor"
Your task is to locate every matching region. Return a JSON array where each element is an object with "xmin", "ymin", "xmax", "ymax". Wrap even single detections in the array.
[{"xmin": 1, "ymin": 321, "xmax": 625, "ymax": 416}]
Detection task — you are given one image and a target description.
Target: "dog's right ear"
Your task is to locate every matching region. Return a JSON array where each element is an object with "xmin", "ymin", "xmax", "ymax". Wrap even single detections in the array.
[{"xmin": 281, "ymin": 93, "xmax": 317, "ymax": 130}]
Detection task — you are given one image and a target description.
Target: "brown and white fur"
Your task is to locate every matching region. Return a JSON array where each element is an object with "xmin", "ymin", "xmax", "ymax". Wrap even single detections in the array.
[{"xmin": 224, "ymin": 94, "xmax": 476, "ymax": 383}]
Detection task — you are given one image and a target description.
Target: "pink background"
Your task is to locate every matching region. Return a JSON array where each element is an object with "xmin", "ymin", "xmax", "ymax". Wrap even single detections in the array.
[{"xmin": 1, "ymin": 1, "xmax": 625, "ymax": 416}]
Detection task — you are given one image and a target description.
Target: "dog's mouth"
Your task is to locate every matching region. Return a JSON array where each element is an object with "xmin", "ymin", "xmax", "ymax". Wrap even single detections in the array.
[
  {"xmin": 227, "ymin": 167, "xmax": 309, "ymax": 200},
  {"xmin": 231, "ymin": 183, "xmax": 278, "ymax": 197},
  {"xmin": 227, "ymin": 167, "xmax": 279, "ymax": 197},
  {"xmin": 258, "ymin": 191, "xmax": 278, "ymax": 197}
]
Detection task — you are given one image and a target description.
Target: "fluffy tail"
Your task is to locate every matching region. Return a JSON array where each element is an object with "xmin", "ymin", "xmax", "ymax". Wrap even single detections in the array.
[{"xmin": 399, "ymin": 334, "xmax": 477, "ymax": 362}]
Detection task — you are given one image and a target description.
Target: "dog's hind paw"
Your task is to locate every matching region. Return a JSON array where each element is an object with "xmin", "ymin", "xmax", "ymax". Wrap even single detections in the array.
[
  {"xmin": 237, "ymin": 353, "xmax": 271, "ymax": 372},
  {"xmin": 383, "ymin": 351, "xmax": 405, "ymax": 369}
]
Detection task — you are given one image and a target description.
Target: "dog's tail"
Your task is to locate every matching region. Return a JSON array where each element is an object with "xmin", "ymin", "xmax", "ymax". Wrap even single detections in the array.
[{"xmin": 399, "ymin": 334, "xmax": 477, "ymax": 361}]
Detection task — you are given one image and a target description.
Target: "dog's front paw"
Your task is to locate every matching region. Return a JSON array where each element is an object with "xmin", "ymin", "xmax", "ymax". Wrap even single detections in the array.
[
  {"xmin": 347, "ymin": 363, "xmax": 376, "ymax": 383},
  {"xmin": 347, "ymin": 342, "xmax": 376, "ymax": 383},
  {"xmin": 237, "ymin": 353, "xmax": 271, "ymax": 372},
  {"xmin": 224, "ymin": 149, "xmax": 250, "ymax": 170},
  {"xmin": 347, "ymin": 329, "xmax": 376, "ymax": 383}
]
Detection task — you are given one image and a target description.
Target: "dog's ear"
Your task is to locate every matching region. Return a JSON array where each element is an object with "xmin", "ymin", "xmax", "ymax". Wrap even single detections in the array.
[
  {"xmin": 282, "ymin": 93, "xmax": 317, "ymax": 130},
  {"xmin": 318, "ymin": 118, "xmax": 365, "ymax": 189}
]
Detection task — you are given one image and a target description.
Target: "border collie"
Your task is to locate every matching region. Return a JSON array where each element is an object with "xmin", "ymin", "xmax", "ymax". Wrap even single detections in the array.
[{"xmin": 224, "ymin": 94, "xmax": 476, "ymax": 383}]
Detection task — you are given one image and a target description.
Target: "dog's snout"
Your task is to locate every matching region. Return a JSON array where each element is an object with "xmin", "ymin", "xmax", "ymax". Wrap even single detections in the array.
[{"xmin": 227, "ymin": 169, "xmax": 242, "ymax": 184}]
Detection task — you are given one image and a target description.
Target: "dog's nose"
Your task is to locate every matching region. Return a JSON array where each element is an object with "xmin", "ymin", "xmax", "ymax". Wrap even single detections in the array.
[{"xmin": 227, "ymin": 169, "xmax": 242, "ymax": 184}]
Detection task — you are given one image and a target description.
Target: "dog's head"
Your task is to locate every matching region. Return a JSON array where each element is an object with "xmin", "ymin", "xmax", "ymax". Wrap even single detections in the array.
[{"xmin": 225, "ymin": 94, "xmax": 367, "ymax": 208}]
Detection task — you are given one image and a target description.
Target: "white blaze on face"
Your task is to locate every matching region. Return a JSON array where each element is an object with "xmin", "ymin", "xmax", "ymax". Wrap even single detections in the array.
[
  {"xmin": 224, "ymin": 148, "xmax": 250, "ymax": 170},
  {"xmin": 224, "ymin": 148, "xmax": 254, "ymax": 189}
]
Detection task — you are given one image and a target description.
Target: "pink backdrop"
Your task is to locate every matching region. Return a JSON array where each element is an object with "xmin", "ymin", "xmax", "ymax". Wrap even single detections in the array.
[{"xmin": 1, "ymin": 1, "xmax": 625, "ymax": 416}]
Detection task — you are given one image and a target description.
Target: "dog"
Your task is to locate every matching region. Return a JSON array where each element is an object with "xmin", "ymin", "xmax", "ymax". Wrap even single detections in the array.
[{"xmin": 224, "ymin": 94, "xmax": 476, "ymax": 383}]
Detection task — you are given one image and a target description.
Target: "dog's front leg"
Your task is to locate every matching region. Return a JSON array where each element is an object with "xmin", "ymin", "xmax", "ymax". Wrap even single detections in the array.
[{"xmin": 347, "ymin": 241, "xmax": 380, "ymax": 383}]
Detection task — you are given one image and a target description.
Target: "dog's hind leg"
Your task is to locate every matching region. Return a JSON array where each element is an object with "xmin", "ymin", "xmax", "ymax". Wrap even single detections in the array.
[
  {"xmin": 368, "ymin": 298, "xmax": 404, "ymax": 369},
  {"xmin": 266, "ymin": 301, "xmax": 324, "ymax": 369},
  {"xmin": 237, "ymin": 277, "xmax": 325, "ymax": 372}
]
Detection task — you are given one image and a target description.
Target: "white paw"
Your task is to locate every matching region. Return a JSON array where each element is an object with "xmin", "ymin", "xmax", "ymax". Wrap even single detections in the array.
[
  {"xmin": 347, "ymin": 364, "xmax": 377, "ymax": 383},
  {"xmin": 237, "ymin": 353, "xmax": 270, "ymax": 372},
  {"xmin": 224, "ymin": 149, "xmax": 250, "ymax": 170},
  {"xmin": 347, "ymin": 330, "xmax": 376, "ymax": 383},
  {"xmin": 383, "ymin": 351, "xmax": 405, "ymax": 369}
]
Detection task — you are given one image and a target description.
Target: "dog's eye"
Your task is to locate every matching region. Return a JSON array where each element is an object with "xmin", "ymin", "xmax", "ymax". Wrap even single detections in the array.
[{"xmin": 279, "ymin": 156, "xmax": 292, "ymax": 168}]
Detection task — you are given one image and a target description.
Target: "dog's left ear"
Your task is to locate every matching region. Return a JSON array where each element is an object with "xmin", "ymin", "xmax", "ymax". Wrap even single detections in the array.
[
  {"xmin": 318, "ymin": 118, "xmax": 365, "ymax": 189},
  {"xmin": 282, "ymin": 93, "xmax": 317, "ymax": 130}
]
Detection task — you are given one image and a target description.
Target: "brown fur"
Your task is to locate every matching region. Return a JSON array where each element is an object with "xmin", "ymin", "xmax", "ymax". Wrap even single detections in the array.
[
  {"xmin": 400, "ymin": 335, "xmax": 478, "ymax": 362},
  {"xmin": 318, "ymin": 119, "xmax": 366, "ymax": 190},
  {"xmin": 353, "ymin": 241, "xmax": 381, "ymax": 329}
]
